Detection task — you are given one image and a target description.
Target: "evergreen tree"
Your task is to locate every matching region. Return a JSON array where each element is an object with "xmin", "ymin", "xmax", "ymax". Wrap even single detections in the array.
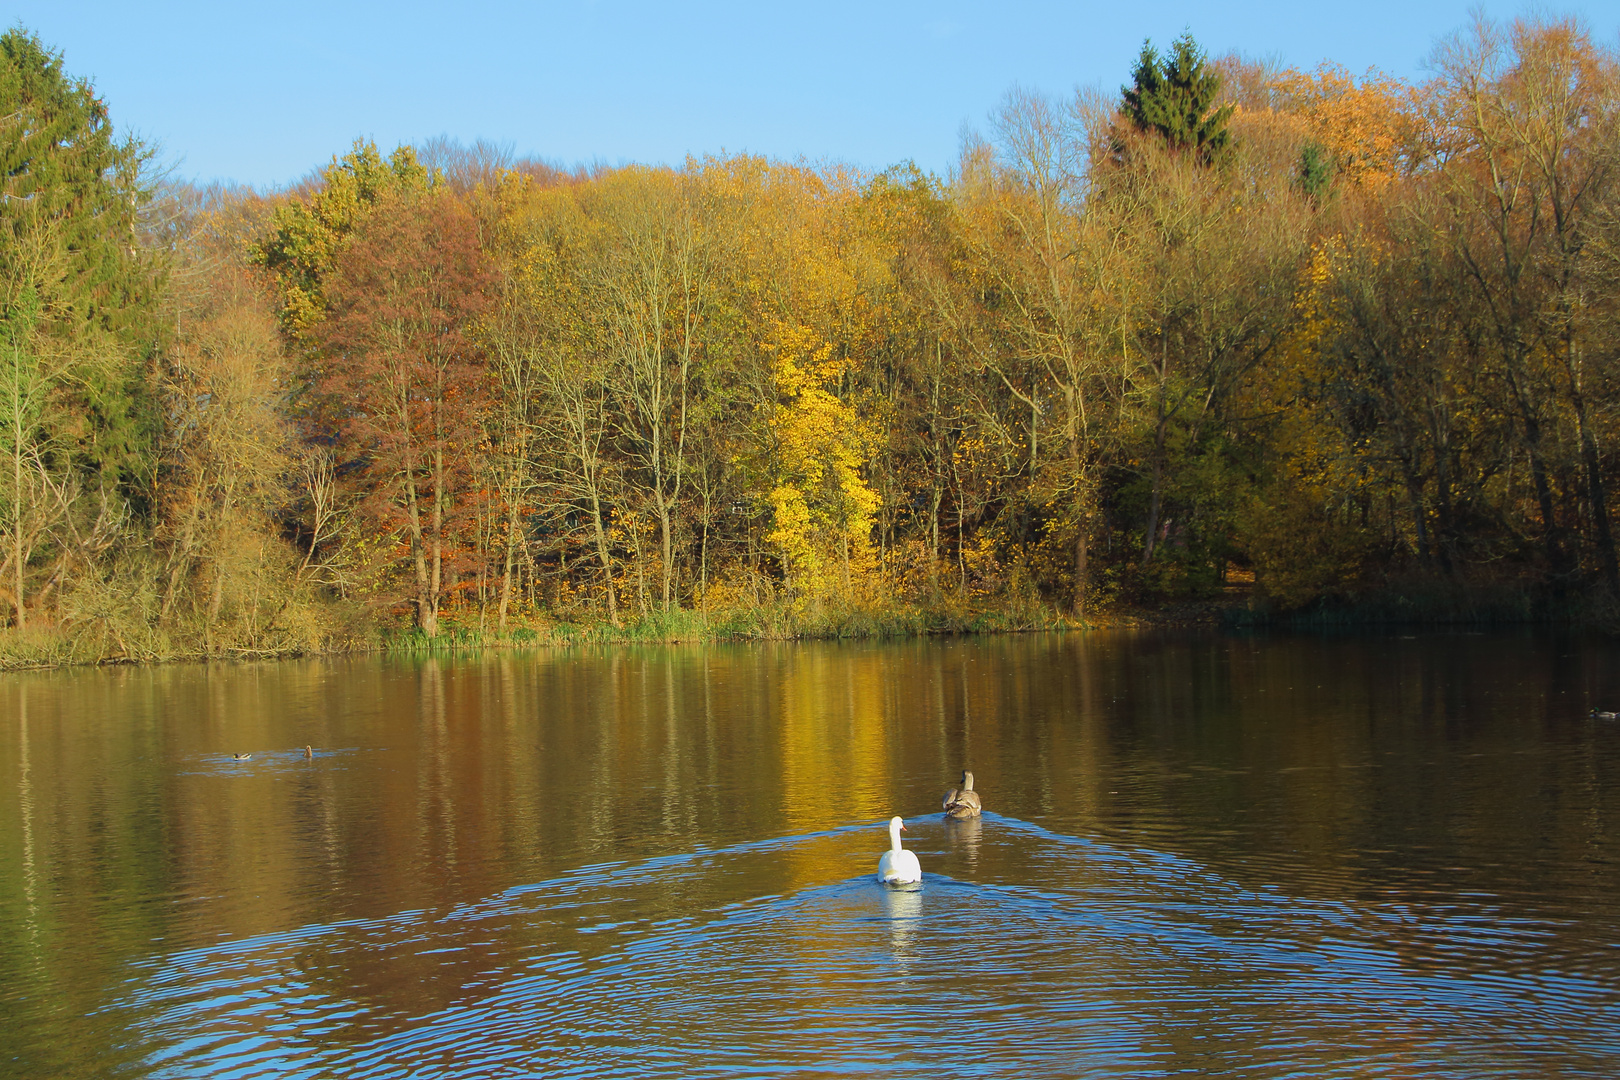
[
  {"xmin": 1298, "ymin": 141, "xmax": 1336, "ymax": 200},
  {"xmin": 1121, "ymin": 33, "xmax": 1234, "ymax": 165},
  {"xmin": 0, "ymin": 28, "xmax": 162, "ymax": 627},
  {"xmin": 0, "ymin": 27, "xmax": 160, "ymax": 479}
]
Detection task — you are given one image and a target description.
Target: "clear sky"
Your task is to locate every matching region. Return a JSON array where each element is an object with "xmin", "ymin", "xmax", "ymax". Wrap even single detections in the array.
[{"xmin": 13, "ymin": 1, "xmax": 1616, "ymax": 189}]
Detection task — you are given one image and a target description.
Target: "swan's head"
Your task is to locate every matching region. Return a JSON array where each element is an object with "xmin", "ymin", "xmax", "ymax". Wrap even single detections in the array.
[{"xmin": 889, "ymin": 815, "xmax": 906, "ymax": 832}]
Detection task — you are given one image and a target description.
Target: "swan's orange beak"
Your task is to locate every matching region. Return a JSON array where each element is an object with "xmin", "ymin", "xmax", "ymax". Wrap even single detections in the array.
[{"xmin": 900, "ymin": 824, "xmax": 907, "ymax": 831}]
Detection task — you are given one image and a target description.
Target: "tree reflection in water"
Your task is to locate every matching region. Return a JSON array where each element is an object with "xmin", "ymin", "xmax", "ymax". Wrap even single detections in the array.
[{"xmin": 3, "ymin": 631, "xmax": 1620, "ymax": 1077}]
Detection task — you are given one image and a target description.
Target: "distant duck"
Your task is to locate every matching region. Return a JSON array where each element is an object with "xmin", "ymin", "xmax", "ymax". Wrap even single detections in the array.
[
  {"xmin": 943, "ymin": 770, "xmax": 983, "ymax": 819},
  {"xmin": 1592, "ymin": 709, "xmax": 1618, "ymax": 720},
  {"xmin": 232, "ymin": 753, "xmax": 252, "ymax": 761},
  {"xmin": 303, "ymin": 745, "xmax": 314, "ymax": 758},
  {"xmin": 877, "ymin": 816, "xmax": 922, "ymax": 885}
]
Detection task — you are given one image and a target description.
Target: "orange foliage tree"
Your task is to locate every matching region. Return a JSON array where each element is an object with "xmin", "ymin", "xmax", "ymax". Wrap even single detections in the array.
[{"xmin": 317, "ymin": 189, "xmax": 494, "ymax": 637}]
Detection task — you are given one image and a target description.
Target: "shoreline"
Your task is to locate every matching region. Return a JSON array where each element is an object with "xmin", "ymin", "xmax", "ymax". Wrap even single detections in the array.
[{"xmin": 4, "ymin": 591, "xmax": 1608, "ymax": 672}]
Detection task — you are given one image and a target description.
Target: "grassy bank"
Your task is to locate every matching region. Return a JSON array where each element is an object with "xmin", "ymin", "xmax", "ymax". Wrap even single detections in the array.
[
  {"xmin": 0, "ymin": 593, "xmax": 1075, "ymax": 670},
  {"xmin": 380, "ymin": 594, "xmax": 1073, "ymax": 655},
  {"xmin": 8, "ymin": 580, "xmax": 1618, "ymax": 671}
]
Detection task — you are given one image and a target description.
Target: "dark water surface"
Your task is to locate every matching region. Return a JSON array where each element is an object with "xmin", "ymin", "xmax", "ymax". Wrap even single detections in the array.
[{"xmin": 3, "ymin": 631, "xmax": 1620, "ymax": 1077}]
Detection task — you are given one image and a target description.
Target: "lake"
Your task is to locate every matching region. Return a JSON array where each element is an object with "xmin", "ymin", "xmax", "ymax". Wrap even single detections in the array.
[{"xmin": 3, "ymin": 631, "xmax": 1619, "ymax": 1077}]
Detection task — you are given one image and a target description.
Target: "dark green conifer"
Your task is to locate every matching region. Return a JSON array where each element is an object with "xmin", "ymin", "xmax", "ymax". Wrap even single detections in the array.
[
  {"xmin": 1120, "ymin": 32, "xmax": 1234, "ymax": 166},
  {"xmin": 1298, "ymin": 142, "xmax": 1336, "ymax": 200},
  {"xmin": 0, "ymin": 27, "xmax": 160, "ymax": 485}
]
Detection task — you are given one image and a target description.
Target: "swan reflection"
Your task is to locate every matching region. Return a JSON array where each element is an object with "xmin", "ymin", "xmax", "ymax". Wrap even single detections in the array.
[{"xmin": 881, "ymin": 882, "xmax": 924, "ymax": 960}]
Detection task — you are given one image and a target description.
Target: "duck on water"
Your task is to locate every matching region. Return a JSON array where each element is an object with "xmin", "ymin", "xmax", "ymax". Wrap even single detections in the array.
[{"xmin": 943, "ymin": 770, "xmax": 982, "ymax": 819}]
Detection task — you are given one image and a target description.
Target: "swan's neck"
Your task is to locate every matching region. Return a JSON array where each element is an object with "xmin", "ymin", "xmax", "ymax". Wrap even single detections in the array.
[{"xmin": 889, "ymin": 820, "xmax": 904, "ymax": 852}]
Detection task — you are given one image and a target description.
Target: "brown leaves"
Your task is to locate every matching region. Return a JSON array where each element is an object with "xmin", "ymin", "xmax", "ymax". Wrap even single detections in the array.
[{"xmin": 314, "ymin": 188, "xmax": 497, "ymax": 630}]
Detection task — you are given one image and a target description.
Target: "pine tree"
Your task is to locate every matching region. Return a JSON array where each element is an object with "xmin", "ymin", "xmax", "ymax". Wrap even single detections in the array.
[
  {"xmin": 1120, "ymin": 33, "xmax": 1234, "ymax": 166},
  {"xmin": 0, "ymin": 30, "xmax": 159, "ymax": 478},
  {"xmin": 0, "ymin": 29, "xmax": 155, "ymax": 326},
  {"xmin": 0, "ymin": 28, "xmax": 162, "ymax": 625},
  {"xmin": 1298, "ymin": 142, "xmax": 1336, "ymax": 200}
]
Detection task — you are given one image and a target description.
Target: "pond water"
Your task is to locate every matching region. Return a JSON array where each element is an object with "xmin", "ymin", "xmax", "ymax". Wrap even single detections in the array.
[{"xmin": 3, "ymin": 631, "xmax": 1620, "ymax": 1078}]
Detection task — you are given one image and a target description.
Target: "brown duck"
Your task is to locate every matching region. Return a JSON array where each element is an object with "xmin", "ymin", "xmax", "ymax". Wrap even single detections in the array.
[{"xmin": 943, "ymin": 770, "xmax": 983, "ymax": 819}]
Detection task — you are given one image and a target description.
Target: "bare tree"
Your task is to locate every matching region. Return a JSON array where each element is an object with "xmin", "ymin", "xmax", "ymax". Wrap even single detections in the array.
[
  {"xmin": 588, "ymin": 168, "xmax": 711, "ymax": 611},
  {"xmin": 1432, "ymin": 15, "xmax": 1620, "ymax": 586},
  {"xmin": 954, "ymin": 88, "xmax": 1142, "ymax": 614}
]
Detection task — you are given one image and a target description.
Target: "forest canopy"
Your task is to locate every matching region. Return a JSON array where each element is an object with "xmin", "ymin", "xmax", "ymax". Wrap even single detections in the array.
[{"xmin": 4, "ymin": 14, "xmax": 1620, "ymax": 662}]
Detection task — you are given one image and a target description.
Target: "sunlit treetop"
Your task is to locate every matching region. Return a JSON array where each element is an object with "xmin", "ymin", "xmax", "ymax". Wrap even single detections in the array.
[
  {"xmin": 0, "ymin": 27, "xmax": 153, "ymax": 339},
  {"xmin": 253, "ymin": 139, "xmax": 431, "ymax": 343}
]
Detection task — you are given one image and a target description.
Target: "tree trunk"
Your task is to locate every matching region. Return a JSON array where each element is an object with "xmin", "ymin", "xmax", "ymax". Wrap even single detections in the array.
[
  {"xmin": 589, "ymin": 491, "xmax": 620, "ymax": 627},
  {"xmin": 498, "ymin": 498, "xmax": 521, "ymax": 630},
  {"xmin": 1522, "ymin": 419, "xmax": 1563, "ymax": 575},
  {"xmin": 1567, "ymin": 358, "xmax": 1619, "ymax": 593},
  {"xmin": 1406, "ymin": 484, "xmax": 1430, "ymax": 568},
  {"xmin": 929, "ymin": 482, "xmax": 942, "ymax": 596},
  {"xmin": 1143, "ymin": 335, "xmax": 1169, "ymax": 567},
  {"xmin": 955, "ymin": 459, "xmax": 967, "ymax": 595},
  {"xmin": 10, "ymin": 416, "xmax": 22, "ymax": 631},
  {"xmin": 1502, "ymin": 351, "xmax": 1564, "ymax": 576},
  {"xmin": 656, "ymin": 489, "xmax": 674, "ymax": 611},
  {"xmin": 1431, "ymin": 428, "xmax": 1457, "ymax": 578},
  {"xmin": 1578, "ymin": 412, "xmax": 1618, "ymax": 592},
  {"xmin": 1142, "ymin": 448, "xmax": 1164, "ymax": 566},
  {"xmin": 1068, "ymin": 385, "xmax": 1087, "ymax": 617},
  {"xmin": 429, "ymin": 441, "xmax": 444, "ymax": 635},
  {"xmin": 159, "ymin": 497, "xmax": 205, "ymax": 622},
  {"xmin": 1074, "ymin": 518, "xmax": 1088, "ymax": 618},
  {"xmin": 698, "ymin": 482, "xmax": 710, "ymax": 606},
  {"xmin": 403, "ymin": 462, "xmax": 435, "ymax": 638}
]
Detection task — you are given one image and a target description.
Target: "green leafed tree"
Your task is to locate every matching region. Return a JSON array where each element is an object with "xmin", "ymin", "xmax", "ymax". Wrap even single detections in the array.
[
  {"xmin": 0, "ymin": 28, "xmax": 156, "ymax": 336},
  {"xmin": 1121, "ymin": 32, "xmax": 1234, "ymax": 165},
  {"xmin": 253, "ymin": 139, "xmax": 430, "ymax": 345},
  {"xmin": 0, "ymin": 27, "xmax": 161, "ymax": 628}
]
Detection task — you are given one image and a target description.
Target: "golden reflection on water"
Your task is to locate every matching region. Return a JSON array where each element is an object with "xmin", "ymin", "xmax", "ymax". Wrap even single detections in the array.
[
  {"xmin": 944, "ymin": 814, "xmax": 983, "ymax": 872},
  {"xmin": 3, "ymin": 633, "xmax": 1620, "ymax": 1077}
]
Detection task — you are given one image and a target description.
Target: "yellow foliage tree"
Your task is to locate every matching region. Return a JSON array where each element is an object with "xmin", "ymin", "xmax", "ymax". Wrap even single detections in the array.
[
  {"xmin": 763, "ymin": 322, "xmax": 879, "ymax": 602},
  {"xmin": 1238, "ymin": 239, "xmax": 1378, "ymax": 607}
]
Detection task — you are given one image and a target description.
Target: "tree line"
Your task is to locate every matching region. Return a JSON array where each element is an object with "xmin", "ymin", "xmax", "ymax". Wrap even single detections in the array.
[{"xmin": 4, "ymin": 15, "xmax": 1620, "ymax": 659}]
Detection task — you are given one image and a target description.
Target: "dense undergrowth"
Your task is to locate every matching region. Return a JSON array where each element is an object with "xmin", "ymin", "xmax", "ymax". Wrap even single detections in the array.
[
  {"xmin": 0, "ymin": 593, "xmax": 1075, "ymax": 669},
  {"xmin": 8, "ymin": 580, "xmax": 1617, "ymax": 671}
]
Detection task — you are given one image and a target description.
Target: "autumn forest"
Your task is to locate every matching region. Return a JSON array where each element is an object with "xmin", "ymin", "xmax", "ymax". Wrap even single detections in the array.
[{"xmin": 5, "ymin": 16, "xmax": 1620, "ymax": 663}]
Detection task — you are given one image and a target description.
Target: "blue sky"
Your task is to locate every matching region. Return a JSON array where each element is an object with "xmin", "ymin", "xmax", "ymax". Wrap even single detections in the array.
[{"xmin": 14, "ymin": 1, "xmax": 1615, "ymax": 189}]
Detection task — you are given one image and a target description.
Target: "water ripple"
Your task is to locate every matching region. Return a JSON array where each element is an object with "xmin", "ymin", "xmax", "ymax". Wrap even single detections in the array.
[{"xmin": 101, "ymin": 815, "xmax": 1620, "ymax": 1079}]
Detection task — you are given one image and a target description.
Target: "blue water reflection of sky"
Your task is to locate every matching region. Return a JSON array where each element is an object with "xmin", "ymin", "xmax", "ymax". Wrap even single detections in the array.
[{"xmin": 115, "ymin": 817, "xmax": 1617, "ymax": 1078}]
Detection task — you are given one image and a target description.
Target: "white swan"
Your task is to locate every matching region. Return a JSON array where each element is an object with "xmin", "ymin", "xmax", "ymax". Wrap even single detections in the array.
[{"xmin": 876, "ymin": 816, "xmax": 922, "ymax": 885}]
